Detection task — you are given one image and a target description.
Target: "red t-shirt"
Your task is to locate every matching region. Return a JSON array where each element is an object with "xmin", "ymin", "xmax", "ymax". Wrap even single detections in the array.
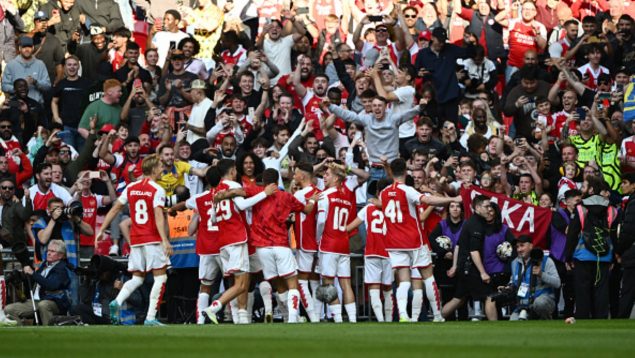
[
  {"xmin": 79, "ymin": 194, "xmax": 104, "ymax": 246},
  {"xmin": 507, "ymin": 20, "xmax": 545, "ymax": 68},
  {"xmin": 294, "ymin": 185, "xmax": 321, "ymax": 252},
  {"xmin": 118, "ymin": 178, "xmax": 166, "ymax": 246},
  {"xmin": 250, "ymin": 191, "xmax": 305, "ymax": 247},
  {"xmin": 379, "ymin": 182, "xmax": 428, "ymax": 250},
  {"xmin": 318, "ymin": 182, "xmax": 356, "ymax": 255},
  {"xmin": 186, "ymin": 189, "xmax": 221, "ymax": 255},
  {"xmin": 358, "ymin": 204, "xmax": 388, "ymax": 258}
]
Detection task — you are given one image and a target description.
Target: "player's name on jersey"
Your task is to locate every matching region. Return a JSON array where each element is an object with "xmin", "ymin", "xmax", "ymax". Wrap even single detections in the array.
[
  {"xmin": 329, "ymin": 197, "xmax": 352, "ymax": 205},
  {"xmin": 130, "ymin": 190, "xmax": 154, "ymax": 197}
]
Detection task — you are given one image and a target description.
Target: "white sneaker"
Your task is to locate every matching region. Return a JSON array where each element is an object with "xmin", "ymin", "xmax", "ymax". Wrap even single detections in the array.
[
  {"xmin": 518, "ymin": 309, "xmax": 528, "ymax": 321},
  {"xmin": 432, "ymin": 316, "xmax": 446, "ymax": 323},
  {"xmin": 237, "ymin": 309, "xmax": 249, "ymax": 324},
  {"xmin": 109, "ymin": 244, "xmax": 119, "ymax": 256},
  {"xmin": 0, "ymin": 316, "xmax": 17, "ymax": 327}
]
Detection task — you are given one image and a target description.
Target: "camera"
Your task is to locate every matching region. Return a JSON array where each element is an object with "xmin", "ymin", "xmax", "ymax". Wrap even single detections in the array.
[
  {"xmin": 58, "ymin": 200, "xmax": 84, "ymax": 221},
  {"xmin": 4, "ymin": 269, "xmax": 27, "ymax": 285},
  {"xmin": 490, "ymin": 285, "xmax": 517, "ymax": 306}
]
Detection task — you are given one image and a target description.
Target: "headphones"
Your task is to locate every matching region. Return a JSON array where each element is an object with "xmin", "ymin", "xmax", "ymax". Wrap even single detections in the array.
[{"xmin": 559, "ymin": 161, "xmax": 581, "ymax": 177}]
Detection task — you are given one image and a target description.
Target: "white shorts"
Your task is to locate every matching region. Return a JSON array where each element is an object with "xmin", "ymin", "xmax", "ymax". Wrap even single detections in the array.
[
  {"xmin": 319, "ymin": 252, "xmax": 351, "ymax": 278},
  {"xmin": 199, "ymin": 254, "xmax": 222, "ymax": 285},
  {"xmin": 256, "ymin": 247, "xmax": 298, "ymax": 281},
  {"xmin": 249, "ymin": 253, "xmax": 262, "ymax": 273},
  {"xmin": 388, "ymin": 245, "xmax": 432, "ymax": 270},
  {"xmin": 128, "ymin": 244, "xmax": 170, "ymax": 273},
  {"xmin": 296, "ymin": 249, "xmax": 318, "ymax": 273},
  {"xmin": 364, "ymin": 257, "xmax": 393, "ymax": 286},
  {"xmin": 220, "ymin": 243, "xmax": 249, "ymax": 275}
]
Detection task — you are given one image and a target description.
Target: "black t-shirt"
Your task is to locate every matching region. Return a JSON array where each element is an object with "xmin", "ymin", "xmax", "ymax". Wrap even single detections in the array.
[
  {"xmin": 53, "ymin": 77, "xmax": 92, "ymax": 127},
  {"xmin": 157, "ymin": 71, "xmax": 198, "ymax": 108},
  {"xmin": 114, "ymin": 65, "xmax": 153, "ymax": 94},
  {"xmin": 456, "ymin": 214, "xmax": 487, "ymax": 273}
]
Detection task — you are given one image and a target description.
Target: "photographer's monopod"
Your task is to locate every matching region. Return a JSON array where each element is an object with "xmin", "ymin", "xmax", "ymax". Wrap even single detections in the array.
[{"xmin": 26, "ymin": 277, "xmax": 40, "ymax": 326}]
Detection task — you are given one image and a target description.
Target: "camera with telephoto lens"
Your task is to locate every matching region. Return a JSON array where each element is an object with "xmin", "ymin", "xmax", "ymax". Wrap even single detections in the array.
[
  {"xmin": 4, "ymin": 269, "xmax": 27, "ymax": 285},
  {"xmin": 490, "ymin": 285, "xmax": 517, "ymax": 306},
  {"xmin": 58, "ymin": 200, "xmax": 84, "ymax": 221}
]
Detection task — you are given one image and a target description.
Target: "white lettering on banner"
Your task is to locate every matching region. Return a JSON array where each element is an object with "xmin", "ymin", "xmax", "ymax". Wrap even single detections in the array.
[{"xmin": 517, "ymin": 207, "xmax": 535, "ymax": 232}]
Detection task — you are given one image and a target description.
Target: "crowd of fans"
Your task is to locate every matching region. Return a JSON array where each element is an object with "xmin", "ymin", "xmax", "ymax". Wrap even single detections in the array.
[{"xmin": 0, "ymin": 0, "xmax": 635, "ymax": 326}]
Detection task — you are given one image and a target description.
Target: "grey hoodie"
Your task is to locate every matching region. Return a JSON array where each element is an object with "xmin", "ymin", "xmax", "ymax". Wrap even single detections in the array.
[{"xmin": 1, "ymin": 55, "xmax": 51, "ymax": 104}]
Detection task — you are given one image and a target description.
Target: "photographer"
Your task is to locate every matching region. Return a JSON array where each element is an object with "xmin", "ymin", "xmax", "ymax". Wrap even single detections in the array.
[
  {"xmin": 32, "ymin": 197, "xmax": 93, "ymax": 269},
  {"xmin": 5, "ymin": 240, "xmax": 71, "ymax": 325},
  {"xmin": 507, "ymin": 236, "xmax": 560, "ymax": 320},
  {"xmin": 70, "ymin": 255, "xmax": 135, "ymax": 325}
]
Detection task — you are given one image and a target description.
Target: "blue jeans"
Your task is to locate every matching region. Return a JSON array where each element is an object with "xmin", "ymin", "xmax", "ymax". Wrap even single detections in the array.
[
  {"xmin": 368, "ymin": 167, "xmax": 387, "ymax": 198},
  {"xmin": 505, "ymin": 65, "xmax": 519, "ymax": 84},
  {"xmin": 59, "ymin": 126, "xmax": 85, "ymax": 152}
]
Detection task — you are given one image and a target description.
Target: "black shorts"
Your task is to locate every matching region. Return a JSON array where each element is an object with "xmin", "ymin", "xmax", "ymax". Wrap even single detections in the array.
[{"xmin": 454, "ymin": 271, "xmax": 509, "ymax": 301}]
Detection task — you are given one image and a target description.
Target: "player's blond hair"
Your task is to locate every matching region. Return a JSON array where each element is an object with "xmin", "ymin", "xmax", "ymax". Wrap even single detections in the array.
[
  {"xmin": 327, "ymin": 163, "xmax": 347, "ymax": 181},
  {"xmin": 142, "ymin": 154, "xmax": 162, "ymax": 176}
]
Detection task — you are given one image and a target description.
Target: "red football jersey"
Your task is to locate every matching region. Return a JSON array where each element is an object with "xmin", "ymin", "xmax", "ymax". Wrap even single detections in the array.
[
  {"xmin": 294, "ymin": 185, "xmax": 321, "ymax": 252},
  {"xmin": 118, "ymin": 178, "xmax": 166, "ymax": 246},
  {"xmin": 250, "ymin": 191, "xmax": 305, "ymax": 247},
  {"xmin": 379, "ymin": 182, "xmax": 426, "ymax": 250},
  {"xmin": 29, "ymin": 183, "xmax": 73, "ymax": 211},
  {"xmin": 214, "ymin": 179, "xmax": 266, "ymax": 249},
  {"xmin": 318, "ymin": 185, "xmax": 355, "ymax": 255},
  {"xmin": 186, "ymin": 189, "xmax": 221, "ymax": 255},
  {"xmin": 79, "ymin": 194, "xmax": 104, "ymax": 246},
  {"xmin": 358, "ymin": 204, "xmax": 388, "ymax": 258},
  {"xmin": 301, "ymin": 91, "xmax": 325, "ymax": 141}
]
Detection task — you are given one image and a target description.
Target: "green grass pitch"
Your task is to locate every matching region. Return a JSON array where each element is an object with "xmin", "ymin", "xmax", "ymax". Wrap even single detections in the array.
[{"xmin": 2, "ymin": 320, "xmax": 634, "ymax": 357}]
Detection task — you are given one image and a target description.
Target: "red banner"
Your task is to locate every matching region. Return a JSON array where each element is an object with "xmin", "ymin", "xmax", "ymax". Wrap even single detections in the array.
[{"xmin": 459, "ymin": 186, "xmax": 552, "ymax": 249}]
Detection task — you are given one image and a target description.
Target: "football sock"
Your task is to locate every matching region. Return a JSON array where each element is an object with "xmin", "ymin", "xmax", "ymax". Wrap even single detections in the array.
[
  {"xmin": 424, "ymin": 277, "xmax": 442, "ymax": 319},
  {"xmin": 369, "ymin": 289, "xmax": 384, "ymax": 322},
  {"xmin": 276, "ymin": 291, "xmax": 289, "ymax": 322},
  {"xmin": 298, "ymin": 280, "xmax": 317, "ymax": 322},
  {"xmin": 230, "ymin": 299, "xmax": 239, "ymax": 324},
  {"xmin": 396, "ymin": 281, "xmax": 411, "ymax": 320},
  {"xmin": 411, "ymin": 289, "xmax": 423, "ymax": 322},
  {"xmin": 310, "ymin": 280, "xmax": 322, "ymax": 319},
  {"xmin": 259, "ymin": 281, "xmax": 273, "ymax": 315},
  {"xmin": 116, "ymin": 275, "xmax": 144, "ymax": 306},
  {"xmin": 146, "ymin": 274, "xmax": 167, "ymax": 321},
  {"xmin": 247, "ymin": 291, "xmax": 255, "ymax": 323},
  {"xmin": 330, "ymin": 303, "xmax": 343, "ymax": 323},
  {"xmin": 196, "ymin": 292, "xmax": 210, "ymax": 324},
  {"xmin": 383, "ymin": 289, "xmax": 394, "ymax": 322},
  {"xmin": 287, "ymin": 289, "xmax": 301, "ymax": 323},
  {"xmin": 344, "ymin": 302, "xmax": 357, "ymax": 323}
]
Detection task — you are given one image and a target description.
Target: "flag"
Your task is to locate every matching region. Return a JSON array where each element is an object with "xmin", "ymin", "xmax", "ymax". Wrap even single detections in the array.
[{"xmin": 625, "ymin": 76, "xmax": 635, "ymax": 123}]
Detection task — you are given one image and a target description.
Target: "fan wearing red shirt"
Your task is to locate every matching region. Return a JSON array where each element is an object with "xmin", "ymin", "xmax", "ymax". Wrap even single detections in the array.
[
  {"xmin": 292, "ymin": 56, "xmax": 329, "ymax": 140},
  {"xmin": 347, "ymin": 179, "xmax": 394, "ymax": 322},
  {"xmin": 379, "ymin": 158, "xmax": 461, "ymax": 323},
  {"xmin": 292, "ymin": 162, "xmax": 323, "ymax": 319},
  {"xmin": 316, "ymin": 163, "xmax": 357, "ymax": 323},
  {"xmin": 202, "ymin": 159, "xmax": 275, "ymax": 325},
  {"xmin": 97, "ymin": 154, "xmax": 172, "ymax": 326},
  {"xmin": 250, "ymin": 168, "xmax": 319, "ymax": 323},
  {"xmin": 75, "ymin": 171, "xmax": 116, "ymax": 258},
  {"xmin": 500, "ymin": 1, "xmax": 547, "ymax": 82}
]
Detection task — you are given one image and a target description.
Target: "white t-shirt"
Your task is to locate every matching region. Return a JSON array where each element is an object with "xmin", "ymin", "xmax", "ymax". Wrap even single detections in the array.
[
  {"xmin": 187, "ymin": 97, "xmax": 213, "ymax": 144},
  {"xmin": 152, "ymin": 31, "xmax": 191, "ymax": 68},
  {"xmin": 391, "ymin": 86, "xmax": 416, "ymax": 138},
  {"xmin": 264, "ymin": 35, "xmax": 295, "ymax": 83}
]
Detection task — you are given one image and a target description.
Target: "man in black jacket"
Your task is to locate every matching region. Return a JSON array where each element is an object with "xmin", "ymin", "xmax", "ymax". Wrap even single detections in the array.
[
  {"xmin": 617, "ymin": 173, "xmax": 635, "ymax": 318},
  {"xmin": 5, "ymin": 240, "xmax": 71, "ymax": 325}
]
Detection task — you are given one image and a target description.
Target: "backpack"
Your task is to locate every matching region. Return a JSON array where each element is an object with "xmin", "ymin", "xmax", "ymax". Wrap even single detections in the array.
[{"xmin": 577, "ymin": 205, "xmax": 617, "ymax": 256}]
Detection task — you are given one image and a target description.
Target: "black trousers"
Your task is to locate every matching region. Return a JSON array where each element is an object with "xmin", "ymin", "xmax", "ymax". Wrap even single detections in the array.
[
  {"xmin": 553, "ymin": 259, "xmax": 575, "ymax": 318},
  {"xmin": 619, "ymin": 265, "xmax": 635, "ymax": 318},
  {"xmin": 573, "ymin": 260, "xmax": 610, "ymax": 319},
  {"xmin": 165, "ymin": 268, "xmax": 199, "ymax": 323}
]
